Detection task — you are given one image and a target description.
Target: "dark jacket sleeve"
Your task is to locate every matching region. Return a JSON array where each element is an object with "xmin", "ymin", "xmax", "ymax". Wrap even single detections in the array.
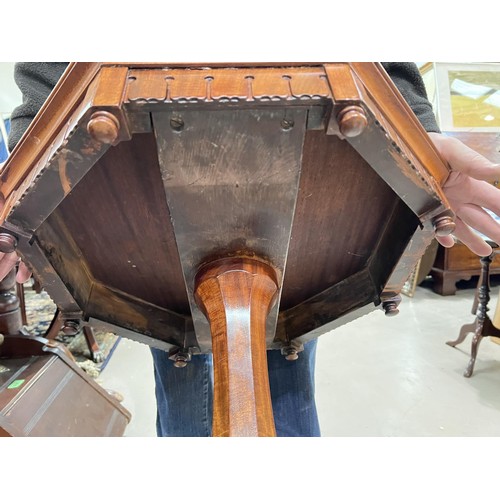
[
  {"xmin": 7, "ymin": 62, "xmax": 69, "ymax": 151},
  {"xmin": 381, "ymin": 62, "xmax": 440, "ymax": 133}
]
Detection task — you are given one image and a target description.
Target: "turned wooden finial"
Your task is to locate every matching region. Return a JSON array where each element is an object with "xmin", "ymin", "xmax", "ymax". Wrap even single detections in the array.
[
  {"xmin": 194, "ymin": 257, "xmax": 278, "ymax": 437},
  {"xmin": 382, "ymin": 295, "xmax": 402, "ymax": 317},
  {"xmin": 62, "ymin": 319, "xmax": 80, "ymax": 336},
  {"xmin": 432, "ymin": 215, "xmax": 456, "ymax": 237},
  {"xmin": 0, "ymin": 233, "xmax": 18, "ymax": 254},
  {"xmin": 87, "ymin": 111, "xmax": 120, "ymax": 144},
  {"xmin": 337, "ymin": 105, "xmax": 368, "ymax": 138},
  {"xmin": 168, "ymin": 347, "xmax": 193, "ymax": 368}
]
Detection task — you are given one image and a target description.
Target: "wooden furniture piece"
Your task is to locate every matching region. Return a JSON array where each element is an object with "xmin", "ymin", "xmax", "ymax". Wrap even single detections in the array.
[
  {"xmin": 0, "ymin": 333, "xmax": 130, "ymax": 436},
  {"xmin": 43, "ymin": 309, "xmax": 105, "ymax": 363},
  {"xmin": 0, "ymin": 267, "xmax": 130, "ymax": 436},
  {"xmin": 0, "ymin": 63, "xmax": 455, "ymax": 437},
  {"xmin": 429, "ymin": 130, "xmax": 500, "ymax": 296},
  {"xmin": 446, "ymin": 242, "xmax": 500, "ymax": 377},
  {"xmin": 0, "ymin": 268, "xmax": 22, "ymax": 336},
  {"xmin": 4, "ymin": 273, "xmax": 105, "ymax": 362},
  {"xmin": 420, "ymin": 62, "xmax": 500, "ymax": 295},
  {"xmin": 431, "ymin": 241, "xmax": 500, "ymax": 295},
  {"xmin": 421, "ymin": 63, "xmax": 500, "ymax": 296}
]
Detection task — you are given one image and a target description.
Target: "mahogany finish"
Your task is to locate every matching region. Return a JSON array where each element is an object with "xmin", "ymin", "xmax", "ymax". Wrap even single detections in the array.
[
  {"xmin": 444, "ymin": 132, "xmax": 500, "ymax": 165},
  {"xmin": 0, "ymin": 335, "xmax": 130, "ymax": 436},
  {"xmin": 87, "ymin": 111, "xmax": 121, "ymax": 144},
  {"xmin": 195, "ymin": 258, "xmax": 278, "ymax": 437},
  {"xmin": 431, "ymin": 242, "xmax": 500, "ymax": 295},
  {"xmin": 0, "ymin": 63, "xmax": 456, "ymax": 436}
]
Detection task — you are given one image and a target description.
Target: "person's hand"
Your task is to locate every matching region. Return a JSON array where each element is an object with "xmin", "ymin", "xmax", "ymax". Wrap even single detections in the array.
[
  {"xmin": 0, "ymin": 198, "xmax": 32, "ymax": 283},
  {"xmin": 429, "ymin": 132, "xmax": 500, "ymax": 257}
]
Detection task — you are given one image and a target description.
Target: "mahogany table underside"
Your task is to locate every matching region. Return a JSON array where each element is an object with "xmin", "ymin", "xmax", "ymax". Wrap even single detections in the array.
[{"xmin": 0, "ymin": 63, "xmax": 453, "ymax": 436}]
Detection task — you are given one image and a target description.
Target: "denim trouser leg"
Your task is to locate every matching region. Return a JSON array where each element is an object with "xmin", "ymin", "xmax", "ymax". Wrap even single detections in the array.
[
  {"xmin": 268, "ymin": 338, "xmax": 321, "ymax": 437},
  {"xmin": 150, "ymin": 338, "xmax": 319, "ymax": 437},
  {"xmin": 151, "ymin": 347, "xmax": 213, "ymax": 437}
]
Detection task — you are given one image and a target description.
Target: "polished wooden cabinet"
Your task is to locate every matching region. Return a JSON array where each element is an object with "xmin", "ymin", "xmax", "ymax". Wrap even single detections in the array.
[{"xmin": 431, "ymin": 241, "xmax": 500, "ymax": 295}]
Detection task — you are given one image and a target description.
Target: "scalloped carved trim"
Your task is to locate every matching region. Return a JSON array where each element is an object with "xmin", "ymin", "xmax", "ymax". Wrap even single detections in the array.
[{"xmin": 125, "ymin": 67, "xmax": 331, "ymax": 104}]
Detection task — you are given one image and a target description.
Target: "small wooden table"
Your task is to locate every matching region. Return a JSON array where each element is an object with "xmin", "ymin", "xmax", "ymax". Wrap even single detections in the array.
[
  {"xmin": 446, "ymin": 241, "xmax": 500, "ymax": 377},
  {"xmin": 0, "ymin": 62, "xmax": 454, "ymax": 436}
]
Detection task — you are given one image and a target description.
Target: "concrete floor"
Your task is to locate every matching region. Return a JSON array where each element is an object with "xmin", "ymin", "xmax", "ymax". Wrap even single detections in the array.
[{"xmin": 97, "ymin": 278, "xmax": 500, "ymax": 437}]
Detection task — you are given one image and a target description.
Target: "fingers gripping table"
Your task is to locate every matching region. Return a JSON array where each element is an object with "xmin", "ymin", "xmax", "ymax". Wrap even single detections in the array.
[{"xmin": 0, "ymin": 63, "xmax": 453, "ymax": 436}]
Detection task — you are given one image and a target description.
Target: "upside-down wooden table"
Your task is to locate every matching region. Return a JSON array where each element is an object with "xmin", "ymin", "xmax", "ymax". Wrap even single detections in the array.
[{"xmin": 0, "ymin": 63, "xmax": 455, "ymax": 436}]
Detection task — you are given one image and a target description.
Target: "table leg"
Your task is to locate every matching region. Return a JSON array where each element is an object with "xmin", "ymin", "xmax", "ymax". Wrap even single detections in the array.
[
  {"xmin": 195, "ymin": 257, "xmax": 278, "ymax": 437},
  {"xmin": 448, "ymin": 250, "xmax": 500, "ymax": 377},
  {"xmin": 46, "ymin": 311, "xmax": 104, "ymax": 363},
  {"xmin": 446, "ymin": 322, "xmax": 475, "ymax": 348},
  {"xmin": 83, "ymin": 325, "xmax": 105, "ymax": 363}
]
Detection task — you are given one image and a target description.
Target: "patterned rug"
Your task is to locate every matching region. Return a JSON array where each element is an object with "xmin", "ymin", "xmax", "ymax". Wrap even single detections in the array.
[{"xmin": 23, "ymin": 282, "xmax": 120, "ymax": 378}]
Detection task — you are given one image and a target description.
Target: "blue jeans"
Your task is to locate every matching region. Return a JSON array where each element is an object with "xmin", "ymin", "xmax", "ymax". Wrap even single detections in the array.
[{"xmin": 150, "ymin": 338, "xmax": 320, "ymax": 437}]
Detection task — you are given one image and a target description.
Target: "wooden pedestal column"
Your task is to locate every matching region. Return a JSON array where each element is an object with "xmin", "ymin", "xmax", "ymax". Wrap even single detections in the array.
[{"xmin": 194, "ymin": 257, "xmax": 278, "ymax": 437}]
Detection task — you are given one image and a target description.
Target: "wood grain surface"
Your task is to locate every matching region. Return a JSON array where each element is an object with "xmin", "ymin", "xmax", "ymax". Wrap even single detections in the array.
[{"xmin": 195, "ymin": 258, "xmax": 278, "ymax": 436}]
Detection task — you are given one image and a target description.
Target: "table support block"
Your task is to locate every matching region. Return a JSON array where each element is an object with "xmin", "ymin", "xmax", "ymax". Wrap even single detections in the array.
[{"xmin": 195, "ymin": 257, "xmax": 278, "ymax": 437}]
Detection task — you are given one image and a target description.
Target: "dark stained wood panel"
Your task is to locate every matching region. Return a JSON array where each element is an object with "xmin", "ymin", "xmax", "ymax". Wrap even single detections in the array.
[
  {"xmin": 280, "ymin": 130, "xmax": 399, "ymax": 310},
  {"xmin": 0, "ymin": 63, "xmax": 454, "ymax": 353},
  {"xmin": 48, "ymin": 132, "xmax": 190, "ymax": 314}
]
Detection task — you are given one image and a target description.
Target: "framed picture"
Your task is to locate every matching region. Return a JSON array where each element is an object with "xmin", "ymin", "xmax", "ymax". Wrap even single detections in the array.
[{"xmin": 421, "ymin": 63, "xmax": 500, "ymax": 132}]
